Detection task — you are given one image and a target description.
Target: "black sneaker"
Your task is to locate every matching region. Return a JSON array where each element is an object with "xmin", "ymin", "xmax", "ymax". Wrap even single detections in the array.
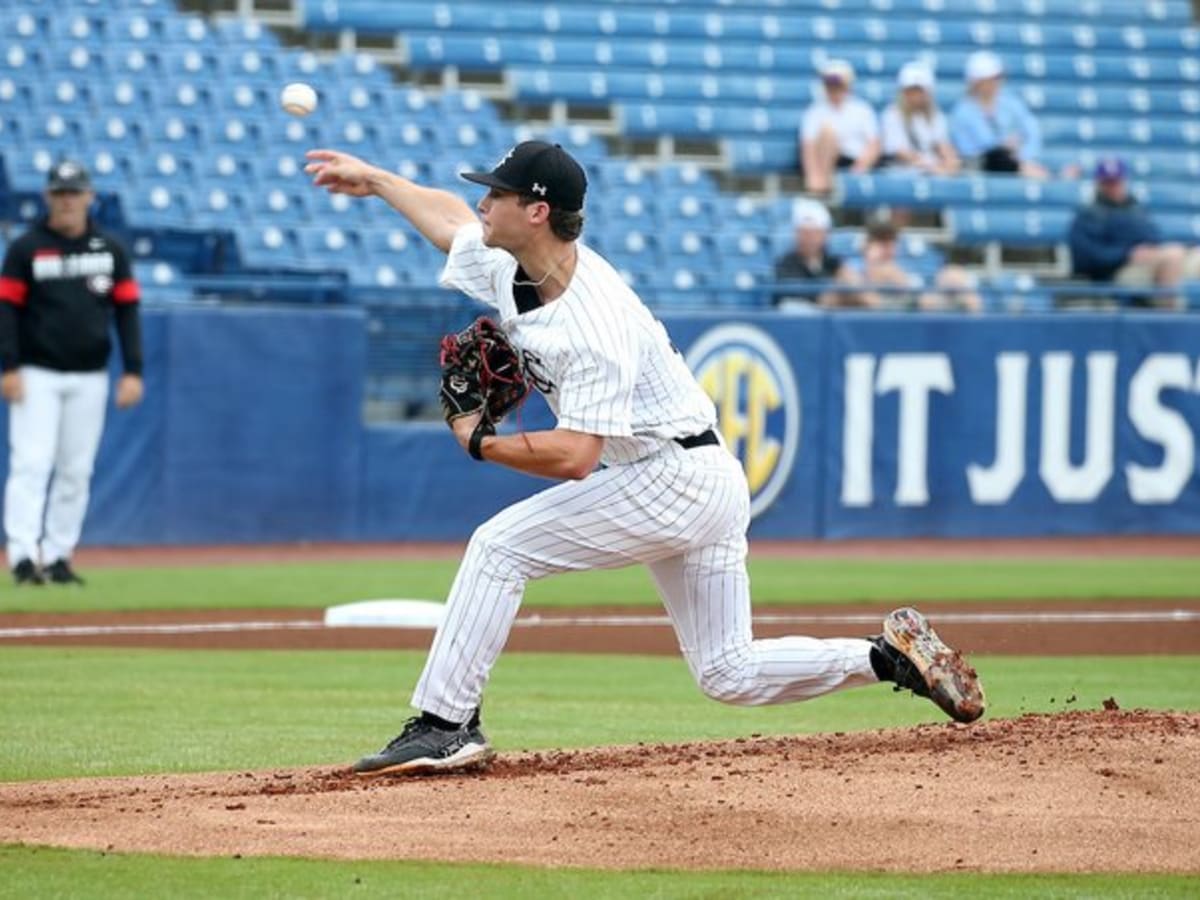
[
  {"xmin": 354, "ymin": 716, "xmax": 494, "ymax": 776},
  {"xmin": 12, "ymin": 559, "xmax": 45, "ymax": 586},
  {"xmin": 870, "ymin": 607, "xmax": 985, "ymax": 724},
  {"xmin": 44, "ymin": 559, "xmax": 85, "ymax": 585}
]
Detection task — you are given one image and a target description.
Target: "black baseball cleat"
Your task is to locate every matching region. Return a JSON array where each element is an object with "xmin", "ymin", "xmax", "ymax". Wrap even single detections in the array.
[
  {"xmin": 870, "ymin": 607, "xmax": 986, "ymax": 724},
  {"xmin": 44, "ymin": 559, "xmax": 85, "ymax": 585},
  {"xmin": 12, "ymin": 559, "xmax": 45, "ymax": 586},
  {"xmin": 354, "ymin": 716, "xmax": 494, "ymax": 776}
]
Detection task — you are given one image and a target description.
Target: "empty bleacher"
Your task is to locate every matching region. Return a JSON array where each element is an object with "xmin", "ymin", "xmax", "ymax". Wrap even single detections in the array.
[{"xmin": 2, "ymin": 0, "xmax": 1200, "ymax": 414}]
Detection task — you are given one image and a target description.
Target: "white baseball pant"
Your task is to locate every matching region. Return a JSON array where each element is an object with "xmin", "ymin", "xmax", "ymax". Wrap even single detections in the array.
[
  {"xmin": 413, "ymin": 440, "xmax": 877, "ymax": 722},
  {"xmin": 5, "ymin": 365, "xmax": 109, "ymax": 566}
]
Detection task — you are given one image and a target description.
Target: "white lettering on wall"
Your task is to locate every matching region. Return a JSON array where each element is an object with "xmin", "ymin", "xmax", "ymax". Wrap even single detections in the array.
[
  {"xmin": 841, "ymin": 354, "xmax": 876, "ymax": 507},
  {"xmin": 1039, "ymin": 351, "xmax": 1117, "ymax": 503},
  {"xmin": 1126, "ymin": 354, "xmax": 1196, "ymax": 504},
  {"xmin": 876, "ymin": 354, "xmax": 955, "ymax": 506},
  {"xmin": 967, "ymin": 353, "xmax": 1029, "ymax": 505}
]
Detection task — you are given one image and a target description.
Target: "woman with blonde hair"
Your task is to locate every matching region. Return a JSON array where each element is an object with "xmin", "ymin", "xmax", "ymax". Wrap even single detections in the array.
[{"xmin": 880, "ymin": 62, "xmax": 960, "ymax": 176}]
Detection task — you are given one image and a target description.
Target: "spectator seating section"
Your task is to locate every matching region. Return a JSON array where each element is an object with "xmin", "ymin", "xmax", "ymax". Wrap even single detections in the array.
[
  {"xmin": 0, "ymin": 0, "xmax": 1197, "ymax": 312},
  {"xmin": 294, "ymin": 0, "xmax": 1199, "ymax": 287}
]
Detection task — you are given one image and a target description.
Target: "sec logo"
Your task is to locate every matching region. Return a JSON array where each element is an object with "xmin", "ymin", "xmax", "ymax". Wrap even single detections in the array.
[{"xmin": 685, "ymin": 324, "xmax": 800, "ymax": 519}]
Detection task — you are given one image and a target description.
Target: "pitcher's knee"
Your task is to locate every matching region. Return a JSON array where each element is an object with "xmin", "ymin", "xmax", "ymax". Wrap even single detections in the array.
[
  {"xmin": 694, "ymin": 654, "xmax": 759, "ymax": 706},
  {"xmin": 466, "ymin": 520, "xmax": 526, "ymax": 577}
]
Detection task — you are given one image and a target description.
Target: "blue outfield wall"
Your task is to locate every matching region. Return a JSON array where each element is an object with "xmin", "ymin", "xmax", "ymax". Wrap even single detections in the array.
[
  {"xmin": 2, "ymin": 306, "xmax": 1198, "ymax": 544},
  {"xmin": 0, "ymin": 306, "xmax": 368, "ymax": 545}
]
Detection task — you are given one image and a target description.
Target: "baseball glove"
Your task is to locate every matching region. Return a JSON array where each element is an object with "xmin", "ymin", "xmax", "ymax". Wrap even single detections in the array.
[{"xmin": 438, "ymin": 316, "xmax": 529, "ymax": 427}]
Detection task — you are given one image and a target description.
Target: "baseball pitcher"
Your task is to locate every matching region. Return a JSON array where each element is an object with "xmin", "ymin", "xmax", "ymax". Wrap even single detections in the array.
[{"xmin": 305, "ymin": 141, "xmax": 985, "ymax": 775}]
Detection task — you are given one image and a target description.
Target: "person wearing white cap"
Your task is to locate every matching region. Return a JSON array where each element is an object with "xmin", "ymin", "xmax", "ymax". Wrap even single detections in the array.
[
  {"xmin": 949, "ymin": 51, "xmax": 1047, "ymax": 178},
  {"xmin": 879, "ymin": 62, "xmax": 959, "ymax": 176},
  {"xmin": 772, "ymin": 198, "xmax": 867, "ymax": 308},
  {"xmin": 799, "ymin": 58, "xmax": 881, "ymax": 194}
]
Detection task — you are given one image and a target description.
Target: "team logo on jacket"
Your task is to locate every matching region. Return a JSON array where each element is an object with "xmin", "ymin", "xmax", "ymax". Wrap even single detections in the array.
[
  {"xmin": 88, "ymin": 274, "xmax": 113, "ymax": 295},
  {"xmin": 685, "ymin": 324, "xmax": 800, "ymax": 519}
]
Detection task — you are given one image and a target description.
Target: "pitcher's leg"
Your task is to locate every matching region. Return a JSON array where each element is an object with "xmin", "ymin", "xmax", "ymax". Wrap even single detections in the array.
[
  {"xmin": 649, "ymin": 540, "xmax": 877, "ymax": 706},
  {"xmin": 412, "ymin": 458, "xmax": 702, "ymax": 722},
  {"xmin": 42, "ymin": 371, "xmax": 108, "ymax": 564},
  {"xmin": 411, "ymin": 521, "xmax": 528, "ymax": 722}
]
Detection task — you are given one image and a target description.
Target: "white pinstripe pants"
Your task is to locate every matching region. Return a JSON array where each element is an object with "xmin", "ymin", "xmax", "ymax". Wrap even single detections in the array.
[{"xmin": 413, "ymin": 441, "xmax": 877, "ymax": 722}]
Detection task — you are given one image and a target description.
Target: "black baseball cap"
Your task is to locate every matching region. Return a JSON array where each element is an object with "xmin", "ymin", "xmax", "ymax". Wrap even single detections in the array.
[
  {"xmin": 461, "ymin": 141, "xmax": 587, "ymax": 212},
  {"xmin": 47, "ymin": 159, "xmax": 92, "ymax": 193}
]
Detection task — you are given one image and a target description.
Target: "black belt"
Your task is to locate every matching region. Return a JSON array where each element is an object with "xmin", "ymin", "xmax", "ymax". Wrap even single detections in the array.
[{"xmin": 674, "ymin": 428, "xmax": 719, "ymax": 450}]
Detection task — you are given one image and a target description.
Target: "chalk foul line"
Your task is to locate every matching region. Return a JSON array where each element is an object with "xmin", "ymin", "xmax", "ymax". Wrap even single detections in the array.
[{"xmin": 0, "ymin": 608, "xmax": 1198, "ymax": 639}]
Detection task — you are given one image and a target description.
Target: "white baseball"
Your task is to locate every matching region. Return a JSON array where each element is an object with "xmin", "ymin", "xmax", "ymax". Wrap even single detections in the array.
[{"xmin": 280, "ymin": 82, "xmax": 318, "ymax": 117}]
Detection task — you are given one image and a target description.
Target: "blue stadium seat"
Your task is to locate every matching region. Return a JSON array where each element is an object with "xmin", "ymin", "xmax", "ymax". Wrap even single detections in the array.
[
  {"xmin": 210, "ymin": 83, "xmax": 273, "ymax": 115},
  {"xmin": 127, "ymin": 150, "xmax": 193, "ymax": 185},
  {"xmin": 713, "ymin": 232, "xmax": 773, "ymax": 273},
  {"xmin": 123, "ymin": 183, "xmax": 194, "ymax": 229},
  {"xmin": 160, "ymin": 14, "xmax": 214, "ymax": 45},
  {"xmin": 235, "ymin": 224, "xmax": 307, "ymax": 269},
  {"xmin": 215, "ymin": 17, "xmax": 279, "ymax": 49},
  {"xmin": 727, "ymin": 138, "xmax": 797, "ymax": 172},
  {"xmin": 92, "ymin": 78, "xmax": 147, "ymax": 112},
  {"xmin": 1155, "ymin": 214, "xmax": 1200, "ymax": 242},
  {"xmin": 661, "ymin": 230, "xmax": 719, "ymax": 273},
  {"xmin": 191, "ymin": 185, "xmax": 250, "ymax": 228},
  {"xmin": 949, "ymin": 208, "xmax": 1073, "ymax": 245},
  {"xmin": 276, "ymin": 50, "xmax": 328, "ymax": 83},
  {"xmin": 294, "ymin": 225, "xmax": 364, "ymax": 267},
  {"xmin": 217, "ymin": 48, "xmax": 281, "ymax": 85},
  {"xmin": 98, "ymin": 45, "xmax": 161, "ymax": 78},
  {"xmin": 245, "ymin": 186, "xmax": 312, "ymax": 224},
  {"xmin": 159, "ymin": 47, "xmax": 217, "ymax": 80},
  {"xmin": 134, "ymin": 260, "xmax": 193, "ymax": 303}
]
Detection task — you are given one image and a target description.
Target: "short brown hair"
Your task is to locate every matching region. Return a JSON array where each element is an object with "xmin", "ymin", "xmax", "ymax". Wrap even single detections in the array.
[
  {"xmin": 866, "ymin": 220, "xmax": 898, "ymax": 243},
  {"xmin": 518, "ymin": 194, "xmax": 585, "ymax": 241}
]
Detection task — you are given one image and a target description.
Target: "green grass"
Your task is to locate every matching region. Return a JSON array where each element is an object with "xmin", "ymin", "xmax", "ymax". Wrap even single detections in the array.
[
  {"xmin": 3, "ymin": 556, "xmax": 1199, "ymax": 613},
  {"xmin": 3, "ymin": 845, "xmax": 1197, "ymax": 899},
  {"xmin": 0, "ymin": 648, "xmax": 1196, "ymax": 781}
]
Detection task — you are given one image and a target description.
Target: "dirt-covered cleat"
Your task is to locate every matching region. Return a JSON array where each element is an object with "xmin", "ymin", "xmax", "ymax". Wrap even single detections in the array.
[{"xmin": 871, "ymin": 607, "xmax": 986, "ymax": 724}]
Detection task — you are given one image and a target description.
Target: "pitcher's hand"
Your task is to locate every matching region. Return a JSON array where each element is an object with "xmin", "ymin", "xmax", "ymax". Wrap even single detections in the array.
[{"xmin": 304, "ymin": 149, "xmax": 379, "ymax": 197}]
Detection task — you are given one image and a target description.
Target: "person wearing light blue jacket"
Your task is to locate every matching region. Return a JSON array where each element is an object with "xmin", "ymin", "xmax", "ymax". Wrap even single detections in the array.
[{"xmin": 949, "ymin": 51, "xmax": 1048, "ymax": 179}]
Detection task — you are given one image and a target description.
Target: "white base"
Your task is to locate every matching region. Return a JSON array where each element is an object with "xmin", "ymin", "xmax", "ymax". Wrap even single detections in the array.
[{"xmin": 323, "ymin": 599, "xmax": 446, "ymax": 629}]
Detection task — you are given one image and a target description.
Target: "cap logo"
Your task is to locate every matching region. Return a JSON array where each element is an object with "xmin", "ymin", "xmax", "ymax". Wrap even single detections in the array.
[{"xmin": 531, "ymin": 182, "xmax": 547, "ymax": 196}]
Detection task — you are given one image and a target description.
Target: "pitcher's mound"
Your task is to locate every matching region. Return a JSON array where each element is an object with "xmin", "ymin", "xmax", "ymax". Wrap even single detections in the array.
[{"xmin": 2, "ymin": 709, "xmax": 1197, "ymax": 872}]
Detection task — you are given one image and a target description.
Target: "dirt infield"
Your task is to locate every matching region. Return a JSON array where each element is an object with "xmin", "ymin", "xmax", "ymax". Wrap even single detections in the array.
[
  {"xmin": 1, "ymin": 709, "xmax": 1197, "ymax": 873},
  {"xmin": 3, "ymin": 599, "xmax": 1199, "ymax": 655},
  {"xmin": 4, "ymin": 537, "xmax": 1197, "ymax": 873}
]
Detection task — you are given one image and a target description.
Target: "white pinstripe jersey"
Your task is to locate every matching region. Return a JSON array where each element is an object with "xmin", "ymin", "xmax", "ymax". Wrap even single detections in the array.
[{"xmin": 439, "ymin": 223, "xmax": 716, "ymax": 466}]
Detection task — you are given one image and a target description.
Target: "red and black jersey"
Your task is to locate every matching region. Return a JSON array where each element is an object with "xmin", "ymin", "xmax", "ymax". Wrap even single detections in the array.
[{"xmin": 0, "ymin": 218, "xmax": 142, "ymax": 375}]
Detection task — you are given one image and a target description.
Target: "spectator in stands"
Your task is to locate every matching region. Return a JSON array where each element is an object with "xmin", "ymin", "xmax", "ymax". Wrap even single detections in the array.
[
  {"xmin": 1068, "ymin": 157, "xmax": 1200, "ymax": 310},
  {"xmin": 772, "ymin": 199, "xmax": 866, "ymax": 309},
  {"xmin": 852, "ymin": 219, "xmax": 983, "ymax": 313},
  {"xmin": 950, "ymin": 51, "xmax": 1048, "ymax": 179},
  {"xmin": 800, "ymin": 59, "xmax": 881, "ymax": 195},
  {"xmin": 880, "ymin": 62, "xmax": 960, "ymax": 176}
]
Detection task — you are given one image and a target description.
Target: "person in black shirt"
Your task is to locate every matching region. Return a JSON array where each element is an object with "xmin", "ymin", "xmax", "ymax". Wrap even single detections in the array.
[
  {"xmin": 0, "ymin": 161, "xmax": 144, "ymax": 585},
  {"xmin": 772, "ymin": 198, "xmax": 866, "ymax": 308}
]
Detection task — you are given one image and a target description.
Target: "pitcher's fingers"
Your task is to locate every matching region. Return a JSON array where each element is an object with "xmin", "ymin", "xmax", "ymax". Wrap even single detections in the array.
[{"xmin": 305, "ymin": 148, "xmax": 340, "ymax": 161}]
